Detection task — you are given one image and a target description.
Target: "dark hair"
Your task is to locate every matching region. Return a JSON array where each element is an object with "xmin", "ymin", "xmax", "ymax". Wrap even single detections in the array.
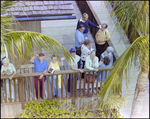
[
  {"xmin": 78, "ymin": 24, "xmax": 85, "ymax": 29},
  {"xmin": 84, "ymin": 39, "xmax": 91, "ymax": 45},
  {"xmin": 103, "ymin": 56, "xmax": 110, "ymax": 65},
  {"xmin": 103, "ymin": 23, "xmax": 108, "ymax": 28}
]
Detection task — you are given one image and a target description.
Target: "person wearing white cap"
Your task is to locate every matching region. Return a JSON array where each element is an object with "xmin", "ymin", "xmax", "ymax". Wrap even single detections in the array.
[
  {"xmin": 1, "ymin": 58, "xmax": 16, "ymax": 101},
  {"xmin": 100, "ymin": 46, "xmax": 114, "ymax": 66}
]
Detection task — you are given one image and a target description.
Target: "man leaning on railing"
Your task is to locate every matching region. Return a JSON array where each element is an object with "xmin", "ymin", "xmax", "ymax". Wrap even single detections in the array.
[
  {"xmin": 85, "ymin": 50, "xmax": 99, "ymax": 94},
  {"xmin": 1, "ymin": 58, "xmax": 16, "ymax": 102},
  {"xmin": 30, "ymin": 53, "xmax": 48, "ymax": 99}
]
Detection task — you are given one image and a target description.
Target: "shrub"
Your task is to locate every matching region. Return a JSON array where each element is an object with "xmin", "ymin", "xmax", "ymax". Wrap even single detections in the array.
[{"xmin": 19, "ymin": 99, "xmax": 124, "ymax": 118}]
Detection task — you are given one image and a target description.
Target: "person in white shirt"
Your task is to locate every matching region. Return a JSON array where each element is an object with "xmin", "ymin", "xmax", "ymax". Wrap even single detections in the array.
[
  {"xmin": 100, "ymin": 46, "xmax": 114, "ymax": 66},
  {"xmin": 85, "ymin": 50, "xmax": 99, "ymax": 94},
  {"xmin": 81, "ymin": 39, "xmax": 94, "ymax": 78},
  {"xmin": 67, "ymin": 48, "xmax": 83, "ymax": 93},
  {"xmin": 1, "ymin": 58, "xmax": 16, "ymax": 101},
  {"xmin": 85, "ymin": 50, "xmax": 99, "ymax": 72}
]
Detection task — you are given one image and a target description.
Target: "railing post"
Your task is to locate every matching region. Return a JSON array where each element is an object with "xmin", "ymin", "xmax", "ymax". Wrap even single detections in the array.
[
  {"xmin": 21, "ymin": 78, "xmax": 25, "ymax": 109},
  {"xmin": 72, "ymin": 73, "xmax": 76, "ymax": 105}
]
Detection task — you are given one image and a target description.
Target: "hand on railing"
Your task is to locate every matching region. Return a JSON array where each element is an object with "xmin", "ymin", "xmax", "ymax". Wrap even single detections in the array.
[
  {"xmin": 79, "ymin": 69, "xmax": 84, "ymax": 73},
  {"xmin": 94, "ymin": 68, "xmax": 98, "ymax": 72},
  {"xmin": 39, "ymin": 74, "xmax": 44, "ymax": 79},
  {"xmin": 9, "ymin": 75, "xmax": 13, "ymax": 80}
]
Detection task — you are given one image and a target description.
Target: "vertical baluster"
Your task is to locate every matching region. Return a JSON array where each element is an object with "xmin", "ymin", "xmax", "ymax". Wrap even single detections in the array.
[
  {"xmin": 4, "ymin": 79, "xmax": 7, "ymax": 103},
  {"xmin": 66, "ymin": 74, "xmax": 68, "ymax": 98},
  {"xmin": 18, "ymin": 78, "xmax": 21, "ymax": 102},
  {"xmin": 14, "ymin": 78, "xmax": 17, "ymax": 102},
  {"xmin": 79, "ymin": 73, "xmax": 82, "ymax": 97},
  {"xmin": 9, "ymin": 79, "xmax": 12, "ymax": 102},
  {"xmin": 88, "ymin": 72, "xmax": 90, "ymax": 96},
  {"xmin": 42, "ymin": 77, "xmax": 44, "ymax": 100},
  {"xmin": 21, "ymin": 78, "xmax": 25, "ymax": 109},
  {"xmin": 61, "ymin": 75, "xmax": 63, "ymax": 98},
  {"xmin": 92, "ymin": 71, "xmax": 94, "ymax": 95},
  {"xmin": 56, "ymin": 75, "xmax": 58, "ymax": 98},
  {"xmin": 47, "ymin": 76, "xmax": 49, "ymax": 99},
  {"xmin": 1, "ymin": 80, "xmax": 3, "ymax": 103},
  {"xmin": 100, "ymin": 71, "xmax": 103, "ymax": 90},
  {"xmin": 75, "ymin": 73, "xmax": 77, "ymax": 97},
  {"xmin": 83, "ymin": 73, "xmax": 86, "ymax": 96},
  {"xmin": 72, "ymin": 73, "xmax": 75, "ymax": 104},
  {"xmin": 32, "ymin": 68, "xmax": 34, "ymax": 73},
  {"xmin": 70, "ymin": 74, "xmax": 72, "ymax": 97},
  {"xmin": 24, "ymin": 78, "xmax": 26, "ymax": 101},
  {"xmin": 105, "ymin": 70, "xmax": 107, "ymax": 80},
  {"xmin": 33, "ymin": 77, "xmax": 35, "ymax": 100},
  {"xmin": 52, "ymin": 75, "xmax": 54, "ymax": 99},
  {"xmin": 28, "ymin": 77, "xmax": 30, "ymax": 101},
  {"xmin": 38, "ymin": 77, "xmax": 40, "ymax": 100},
  {"xmin": 96, "ymin": 71, "xmax": 99, "ymax": 95}
]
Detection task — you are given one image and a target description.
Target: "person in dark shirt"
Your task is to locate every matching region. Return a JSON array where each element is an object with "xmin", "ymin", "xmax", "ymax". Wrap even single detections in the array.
[{"xmin": 76, "ymin": 13, "xmax": 100, "ymax": 38}]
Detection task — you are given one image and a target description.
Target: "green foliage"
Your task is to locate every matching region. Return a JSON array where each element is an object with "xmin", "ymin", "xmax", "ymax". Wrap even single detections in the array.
[
  {"xmin": 1, "ymin": 1, "xmax": 74, "ymax": 63},
  {"xmin": 19, "ymin": 99, "xmax": 124, "ymax": 118},
  {"xmin": 99, "ymin": 36, "xmax": 149, "ymax": 108}
]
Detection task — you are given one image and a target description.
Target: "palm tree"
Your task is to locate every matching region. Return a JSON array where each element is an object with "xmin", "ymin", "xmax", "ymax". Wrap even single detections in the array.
[
  {"xmin": 1, "ymin": 1, "xmax": 73, "ymax": 63},
  {"xmin": 99, "ymin": 1, "xmax": 149, "ymax": 118}
]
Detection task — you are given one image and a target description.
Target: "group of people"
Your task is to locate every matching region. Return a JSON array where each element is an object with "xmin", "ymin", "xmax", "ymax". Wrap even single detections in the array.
[{"xmin": 1, "ymin": 13, "xmax": 114, "ymax": 100}]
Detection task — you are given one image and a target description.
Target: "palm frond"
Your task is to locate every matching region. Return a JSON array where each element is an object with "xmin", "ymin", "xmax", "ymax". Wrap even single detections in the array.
[
  {"xmin": 100, "ymin": 36, "xmax": 149, "ymax": 103},
  {"xmin": 105, "ymin": 1, "xmax": 149, "ymax": 40},
  {"xmin": 100, "ymin": 94, "xmax": 128, "ymax": 110},
  {"xmin": 1, "ymin": 1, "xmax": 29, "ymax": 39},
  {"xmin": 3, "ymin": 31, "xmax": 74, "ymax": 63}
]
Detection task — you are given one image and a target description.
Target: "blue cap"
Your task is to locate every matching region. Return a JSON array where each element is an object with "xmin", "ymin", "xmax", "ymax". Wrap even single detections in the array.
[{"xmin": 69, "ymin": 48, "xmax": 76, "ymax": 53}]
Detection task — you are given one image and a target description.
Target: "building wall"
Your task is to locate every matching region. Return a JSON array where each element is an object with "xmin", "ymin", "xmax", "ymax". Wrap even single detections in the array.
[{"xmin": 9, "ymin": 21, "xmax": 41, "ymax": 65}]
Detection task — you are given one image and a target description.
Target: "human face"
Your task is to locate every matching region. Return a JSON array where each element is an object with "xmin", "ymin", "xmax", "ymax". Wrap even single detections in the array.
[
  {"xmin": 39, "ymin": 56, "xmax": 44, "ymax": 62},
  {"xmin": 83, "ymin": 16, "xmax": 88, "ymax": 21},
  {"xmin": 90, "ymin": 54, "xmax": 95, "ymax": 61},
  {"xmin": 106, "ymin": 47, "xmax": 110, "ymax": 53},
  {"xmin": 101, "ymin": 25, "xmax": 106, "ymax": 31},
  {"xmin": 2, "ymin": 62, "xmax": 8, "ymax": 67},
  {"xmin": 80, "ymin": 27, "xmax": 85, "ymax": 33},
  {"xmin": 52, "ymin": 57, "xmax": 57, "ymax": 63},
  {"xmin": 70, "ymin": 52, "xmax": 76, "ymax": 58}
]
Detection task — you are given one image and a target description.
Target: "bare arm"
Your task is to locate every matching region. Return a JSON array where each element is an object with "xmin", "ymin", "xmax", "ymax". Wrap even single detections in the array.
[
  {"xmin": 59, "ymin": 57, "xmax": 65, "ymax": 66},
  {"xmin": 48, "ymin": 61, "xmax": 52, "ymax": 71},
  {"xmin": 1, "ymin": 69, "xmax": 10, "ymax": 76},
  {"xmin": 95, "ymin": 32, "xmax": 100, "ymax": 43},
  {"xmin": 79, "ymin": 39, "xmax": 86, "ymax": 45},
  {"xmin": 30, "ymin": 54, "xmax": 39, "ymax": 63},
  {"xmin": 9, "ymin": 71, "xmax": 17, "ymax": 80},
  {"xmin": 70, "ymin": 65, "xmax": 83, "ymax": 73}
]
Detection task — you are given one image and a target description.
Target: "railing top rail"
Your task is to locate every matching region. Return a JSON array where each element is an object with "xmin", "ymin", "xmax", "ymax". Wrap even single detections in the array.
[
  {"xmin": 1, "ymin": 66, "xmax": 113, "ymax": 79},
  {"xmin": 14, "ymin": 64, "xmax": 34, "ymax": 69}
]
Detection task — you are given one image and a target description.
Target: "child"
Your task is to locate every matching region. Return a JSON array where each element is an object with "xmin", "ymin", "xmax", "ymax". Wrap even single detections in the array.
[{"xmin": 48, "ymin": 54, "xmax": 65, "ymax": 98}]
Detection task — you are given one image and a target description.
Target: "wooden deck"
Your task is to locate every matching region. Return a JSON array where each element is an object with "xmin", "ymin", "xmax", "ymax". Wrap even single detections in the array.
[{"xmin": 1, "ymin": 1, "xmax": 148, "ymax": 118}]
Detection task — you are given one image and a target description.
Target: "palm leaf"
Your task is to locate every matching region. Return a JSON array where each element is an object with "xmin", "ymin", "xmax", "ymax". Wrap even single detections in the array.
[
  {"xmin": 1, "ymin": 1, "xmax": 28, "ymax": 41},
  {"xmin": 105, "ymin": 1, "xmax": 149, "ymax": 40},
  {"xmin": 3, "ymin": 31, "xmax": 74, "ymax": 63},
  {"xmin": 100, "ymin": 36, "xmax": 149, "ymax": 103}
]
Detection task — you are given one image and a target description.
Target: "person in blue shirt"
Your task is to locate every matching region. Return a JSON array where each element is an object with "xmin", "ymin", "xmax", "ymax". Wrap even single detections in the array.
[
  {"xmin": 75, "ymin": 24, "xmax": 86, "ymax": 68},
  {"xmin": 30, "ymin": 53, "xmax": 48, "ymax": 99},
  {"xmin": 98, "ymin": 56, "xmax": 111, "ymax": 82},
  {"xmin": 76, "ymin": 13, "xmax": 100, "ymax": 38}
]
